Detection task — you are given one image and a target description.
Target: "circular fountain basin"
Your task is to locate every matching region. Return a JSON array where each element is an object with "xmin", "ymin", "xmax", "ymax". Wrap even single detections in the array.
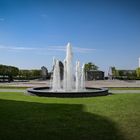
[{"xmin": 27, "ymin": 87, "xmax": 109, "ymax": 97}]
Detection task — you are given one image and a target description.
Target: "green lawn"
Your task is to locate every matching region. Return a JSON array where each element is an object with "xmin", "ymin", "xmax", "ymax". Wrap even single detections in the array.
[
  {"xmin": 0, "ymin": 91, "xmax": 140, "ymax": 140},
  {"xmin": 109, "ymin": 87, "xmax": 140, "ymax": 90},
  {"xmin": 0, "ymin": 86, "xmax": 29, "ymax": 89}
]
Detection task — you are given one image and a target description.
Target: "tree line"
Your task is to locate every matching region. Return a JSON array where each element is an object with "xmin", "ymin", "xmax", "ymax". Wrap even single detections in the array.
[
  {"xmin": 0, "ymin": 62, "xmax": 98, "ymax": 82},
  {"xmin": 0, "ymin": 64, "xmax": 42, "ymax": 82},
  {"xmin": 1, "ymin": 63, "xmax": 140, "ymax": 82},
  {"xmin": 111, "ymin": 67, "xmax": 140, "ymax": 80}
]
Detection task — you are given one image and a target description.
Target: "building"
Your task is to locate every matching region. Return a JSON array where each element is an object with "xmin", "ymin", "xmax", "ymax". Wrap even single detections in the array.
[{"xmin": 86, "ymin": 70, "xmax": 104, "ymax": 80}]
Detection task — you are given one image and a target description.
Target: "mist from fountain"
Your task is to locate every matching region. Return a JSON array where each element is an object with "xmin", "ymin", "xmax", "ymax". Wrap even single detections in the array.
[{"xmin": 52, "ymin": 43, "xmax": 85, "ymax": 92}]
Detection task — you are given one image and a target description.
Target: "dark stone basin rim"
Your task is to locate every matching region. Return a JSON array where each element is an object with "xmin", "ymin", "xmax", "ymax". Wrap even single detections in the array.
[{"xmin": 27, "ymin": 87, "xmax": 109, "ymax": 97}]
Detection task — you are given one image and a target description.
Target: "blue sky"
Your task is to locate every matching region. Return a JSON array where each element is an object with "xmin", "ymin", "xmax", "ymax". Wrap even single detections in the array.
[{"xmin": 0, "ymin": 0, "xmax": 140, "ymax": 74}]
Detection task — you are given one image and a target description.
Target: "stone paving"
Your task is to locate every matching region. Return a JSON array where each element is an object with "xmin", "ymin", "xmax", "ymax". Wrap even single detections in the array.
[
  {"xmin": 0, "ymin": 80, "xmax": 140, "ymax": 88},
  {"xmin": 0, "ymin": 80, "xmax": 50, "ymax": 88},
  {"xmin": 109, "ymin": 90, "xmax": 140, "ymax": 94},
  {"xmin": 86, "ymin": 80, "xmax": 140, "ymax": 88},
  {"xmin": 0, "ymin": 80, "xmax": 140, "ymax": 94}
]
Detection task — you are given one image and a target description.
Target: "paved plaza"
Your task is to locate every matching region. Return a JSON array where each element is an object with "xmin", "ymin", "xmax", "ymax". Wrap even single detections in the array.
[
  {"xmin": 86, "ymin": 80, "xmax": 140, "ymax": 88},
  {"xmin": 0, "ymin": 80, "xmax": 140, "ymax": 88}
]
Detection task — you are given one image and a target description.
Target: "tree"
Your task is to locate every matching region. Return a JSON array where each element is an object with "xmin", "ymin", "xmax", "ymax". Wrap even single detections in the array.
[
  {"xmin": 84, "ymin": 62, "xmax": 98, "ymax": 72},
  {"xmin": 109, "ymin": 67, "xmax": 120, "ymax": 79},
  {"xmin": 0, "ymin": 64, "xmax": 19, "ymax": 82},
  {"xmin": 7, "ymin": 66, "xmax": 19, "ymax": 82},
  {"xmin": 19, "ymin": 70, "xmax": 32, "ymax": 80},
  {"xmin": 32, "ymin": 70, "xmax": 42, "ymax": 78},
  {"xmin": 136, "ymin": 68, "xmax": 140, "ymax": 78},
  {"xmin": 18, "ymin": 69, "xmax": 41, "ymax": 80},
  {"xmin": 117, "ymin": 70, "xmax": 137, "ymax": 80}
]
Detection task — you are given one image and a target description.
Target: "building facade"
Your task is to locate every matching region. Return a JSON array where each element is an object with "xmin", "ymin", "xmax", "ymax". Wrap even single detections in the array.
[{"xmin": 86, "ymin": 70, "xmax": 104, "ymax": 80}]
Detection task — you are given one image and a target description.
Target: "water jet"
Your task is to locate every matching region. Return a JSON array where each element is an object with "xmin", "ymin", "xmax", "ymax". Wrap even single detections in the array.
[{"xmin": 27, "ymin": 43, "xmax": 108, "ymax": 97}]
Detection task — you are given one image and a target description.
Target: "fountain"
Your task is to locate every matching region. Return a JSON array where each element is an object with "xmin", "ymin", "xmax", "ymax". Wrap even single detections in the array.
[
  {"xmin": 27, "ymin": 43, "xmax": 108, "ymax": 97},
  {"xmin": 51, "ymin": 43, "xmax": 85, "ymax": 92}
]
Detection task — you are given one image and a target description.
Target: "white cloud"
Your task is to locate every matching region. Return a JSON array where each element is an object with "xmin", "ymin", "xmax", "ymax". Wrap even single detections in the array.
[
  {"xmin": 0, "ymin": 45, "xmax": 36, "ymax": 50},
  {"xmin": 11, "ymin": 47, "xmax": 36, "ymax": 50},
  {"xmin": 47, "ymin": 46, "xmax": 65, "ymax": 51},
  {"xmin": 73, "ymin": 47, "xmax": 96, "ymax": 53},
  {"xmin": 0, "ymin": 44, "xmax": 96, "ymax": 53},
  {"xmin": 47, "ymin": 46, "xmax": 96, "ymax": 53}
]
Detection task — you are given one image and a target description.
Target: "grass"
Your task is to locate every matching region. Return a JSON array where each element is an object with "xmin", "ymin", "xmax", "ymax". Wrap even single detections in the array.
[
  {"xmin": 0, "ymin": 86, "xmax": 29, "ymax": 89},
  {"xmin": 109, "ymin": 87, "xmax": 140, "ymax": 90},
  {"xmin": 0, "ymin": 91, "xmax": 140, "ymax": 140}
]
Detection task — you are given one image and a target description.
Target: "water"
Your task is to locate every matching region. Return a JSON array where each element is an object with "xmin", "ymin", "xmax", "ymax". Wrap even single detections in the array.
[
  {"xmin": 52, "ymin": 60, "xmax": 61, "ymax": 91},
  {"xmin": 76, "ymin": 61, "xmax": 81, "ymax": 91},
  {"xmin": 81, "ymin": 63, "xmax": 85, "ymax": 89},
  {"xmin": 64, "ymin": 42, "xmax": 73, "ymax": 91},
  {"xmin": 52, "ymin": 42, "xmax": 85, "ymax": 92}
]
